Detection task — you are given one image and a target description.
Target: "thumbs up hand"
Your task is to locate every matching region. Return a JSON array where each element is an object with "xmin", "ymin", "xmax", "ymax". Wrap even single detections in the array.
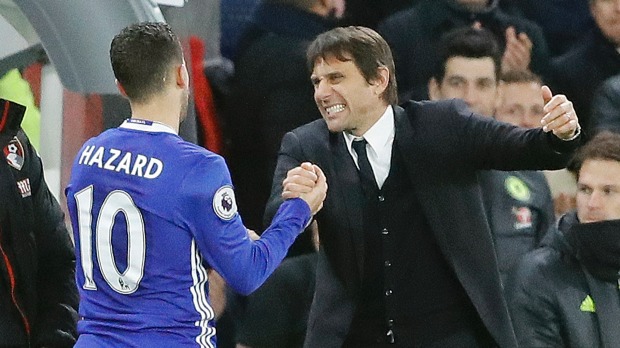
[{"xmin": 540, "ymin": 85, "xmax": 581, "ymax": 140}]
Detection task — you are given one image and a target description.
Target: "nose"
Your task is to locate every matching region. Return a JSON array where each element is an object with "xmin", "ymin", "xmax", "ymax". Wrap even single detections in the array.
[
  {"xmin": 314, "ymin": 80, "xmax": 331, "ymax": 103},
  {"xmin": 462, "ymin": 86, "xmax": 478, "ymax": 107},
  {"xmin": 587, "ymin": 190, "xmax": 604, "ymax": 209}
]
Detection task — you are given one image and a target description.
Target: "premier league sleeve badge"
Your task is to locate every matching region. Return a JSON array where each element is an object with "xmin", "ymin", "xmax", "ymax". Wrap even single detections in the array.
[{"xmin": 213, "ymin": 185, "xmax": 238, "ymax": 220}]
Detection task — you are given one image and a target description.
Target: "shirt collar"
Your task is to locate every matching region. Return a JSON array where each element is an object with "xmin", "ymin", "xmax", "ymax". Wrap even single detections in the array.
[
  {"xmin": 120, "ymin": 118, "xmax": 178, "ymax": 135},
  {"xmin": 343, "ymin": 106, "xmax": 395, "ymax": 153}
]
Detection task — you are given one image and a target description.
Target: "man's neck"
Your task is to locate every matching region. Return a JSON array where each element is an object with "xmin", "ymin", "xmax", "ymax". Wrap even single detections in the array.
[{"xmin": 129, "ymin": 99, "xmax": 180, "ymax": 133}]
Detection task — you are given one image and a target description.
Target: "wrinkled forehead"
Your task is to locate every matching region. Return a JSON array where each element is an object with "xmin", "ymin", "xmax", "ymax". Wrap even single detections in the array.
[{"xmin": 312, "ymin": 51, "xmax": 354, "ymax": 68}]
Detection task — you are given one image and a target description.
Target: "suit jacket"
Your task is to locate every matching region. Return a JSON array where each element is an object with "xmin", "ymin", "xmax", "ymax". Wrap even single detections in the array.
[{"xmin": 265, "ymin": 99, "xmax": 580, "ymax": 348}]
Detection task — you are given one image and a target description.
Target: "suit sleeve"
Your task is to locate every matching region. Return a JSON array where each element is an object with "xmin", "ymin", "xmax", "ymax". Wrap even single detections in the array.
[
  {"xmin": 26, "ymin": 134, "xmax": 79, "ymax": 347},
  {"xmin": 180, "ymin": 155, "xmax": 311, "ymax": 296},
  {"xmin": 263, "ymin": 130, "xmax": 306, "ymax": 228},
  {"xmin": 505, "ymin": 251, "xmax": 565, "ymax": 347},
  {"xmin": 441, "ymin": 100, "xmax": 581, "ymax": 171}
]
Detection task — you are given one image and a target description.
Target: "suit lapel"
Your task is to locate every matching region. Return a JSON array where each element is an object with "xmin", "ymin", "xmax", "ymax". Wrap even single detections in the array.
[
  {"xmin": 393, "ymin": 106, "xmax": 421, "ymax": 184},
  {"xmin": 328, "ymin": 132, "xmax": 366, "ymax": 277}
]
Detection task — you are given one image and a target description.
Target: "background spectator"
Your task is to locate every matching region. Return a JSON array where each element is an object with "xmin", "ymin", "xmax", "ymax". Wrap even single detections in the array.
[
  {"xmin": 503, "ymin": 0, "xmax": 595, "ymax": 58},
  {"xmin": 0, "ymin": 98, "xmax": 78, "ymax": 348},
  {"xmin": 590, "ymin": 73, "xmax": 620, "ymax": 135},
  {"xmin": 378, "ymin": 0, "xmax": 549, "ymax": 101},
  {"xmin": 506, "ymin": 131, "xmax": 620, "ymax": 348},
  {"xmin": 549, "ymin": 0, "xmax": 620, "ymax": 136}
]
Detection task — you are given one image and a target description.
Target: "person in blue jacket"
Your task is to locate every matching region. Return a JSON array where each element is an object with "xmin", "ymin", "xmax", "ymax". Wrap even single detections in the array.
[{"xmin": 65, "ymin": 22, "xmax": 327, "ymax": 348}]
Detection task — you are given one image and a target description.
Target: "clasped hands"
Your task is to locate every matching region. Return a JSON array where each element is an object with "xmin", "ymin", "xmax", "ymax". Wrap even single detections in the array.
[{"xmin": 282, "ymin": 162, "xmax": 327, "ymax": 215}]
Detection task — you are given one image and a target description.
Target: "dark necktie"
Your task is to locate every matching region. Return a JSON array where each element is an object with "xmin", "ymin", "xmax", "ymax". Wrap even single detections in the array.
[{"xmin": 352, "ymin": 139, "xmax": 379, "ymax": 193}]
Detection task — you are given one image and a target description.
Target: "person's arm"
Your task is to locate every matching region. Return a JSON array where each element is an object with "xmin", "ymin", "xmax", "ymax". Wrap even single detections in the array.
[
  {"xmin": 446, "ymin": 86, "xmax": 581, "ymax": 171},
  {"xmin": 26, "ymin": 133, "xmax": 78, "ymax": 348},
  {"xmin": 183, "ymin": 155, "xmax": 325, "ymax": 295},
  {"xmin": 501, "ymin": 26, "xmax": 533, "ymax": 73},
  {"xmin": 518, "ymin": 19, "xmax": 550, "ymax": 80}
]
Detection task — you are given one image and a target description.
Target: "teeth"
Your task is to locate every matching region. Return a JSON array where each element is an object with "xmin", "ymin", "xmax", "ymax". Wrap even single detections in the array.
[{"xmin": 326, "ymin": 104, "xmax": 345, "ymax": 114}]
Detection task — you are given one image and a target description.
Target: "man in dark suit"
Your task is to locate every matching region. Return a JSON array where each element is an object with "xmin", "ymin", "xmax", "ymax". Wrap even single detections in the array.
[{"xmin": 265, "ymin": 26, "xmax": 581, "ymax": 348}]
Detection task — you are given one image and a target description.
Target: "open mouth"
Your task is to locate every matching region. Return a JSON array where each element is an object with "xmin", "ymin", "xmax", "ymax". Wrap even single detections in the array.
[{"xmin": 325, "ymin": 104, "xmax": 345, "ymax": 115}]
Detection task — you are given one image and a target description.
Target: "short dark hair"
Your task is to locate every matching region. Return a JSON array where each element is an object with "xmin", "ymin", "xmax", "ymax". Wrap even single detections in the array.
[
  {"xmin": 306, "ymin": 26, "xmax": 398, "ymax": 105},
  {"xmin": 500, "ymin": 69, "xmax": 542, "ymax": 85},
  {"xmin": 433, "ymin": 26, "xmax": 502, "ymax": 82},
  {"xmin": 110, "ymin": 22, "xmax": 183, "ymax": 103},
  {"xmin": 568, "ymin": 131, "xmax": 620, "ymax": 179}
]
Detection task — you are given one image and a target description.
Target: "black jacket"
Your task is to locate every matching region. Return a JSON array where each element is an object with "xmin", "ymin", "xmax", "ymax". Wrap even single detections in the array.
[
  {"xmin": 0, "ymin": 99, "xmax": 78, "ymax": 347},
  {"xmin": 590, "ymin": 74, "xmax": 620, "ymax": 135},
  {"xmin": 550, "ymin": 28, "xmax": 620, "ymax": 137},
  {"xmin": 506, "ymin": 212, "xmax": 620, "ymax": 347},
  {"xmin": 266, "ymin": 99, "xmax": 580, "ymax": 348}
]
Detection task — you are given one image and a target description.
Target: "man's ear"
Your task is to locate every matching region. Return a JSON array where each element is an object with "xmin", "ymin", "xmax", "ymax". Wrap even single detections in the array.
[
  {"xmin": 176, "ymin": 63, "xmax": 189, "ymax": 89},
  {"xmin": 372, "ymin": 66, "xmax": 390, "ymax": 96},
  {"xmin": 116, "ymin": 79, "xmax": 128, "ymax": 97},
  {"xmin": 428, "ymin": 77, "xmax": 441, "ymax": 101}
]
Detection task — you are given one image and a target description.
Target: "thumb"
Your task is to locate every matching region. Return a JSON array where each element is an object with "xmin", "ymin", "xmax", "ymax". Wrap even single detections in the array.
[
  {"xmin": 300, "ymin": 162, "xmax": 315, "ymax": 173},
  {"xmin": 313, "ymin": 165, "xmax": 327, "ymax": 186},
  {"xmin": 541, "ymin": 85, "xmax": 553, "ymax": 105},
  {"xmin": 505, "ymin": 26, "xmax": 516, "ymax": 40}
]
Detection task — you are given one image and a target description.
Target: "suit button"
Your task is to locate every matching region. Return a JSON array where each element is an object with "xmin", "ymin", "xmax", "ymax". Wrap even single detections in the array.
[
  {"xmin": 384, "ymin": 260, "xmax": 392, "ymax": 267},
  {"xmin": 385, "ymin": 289, "xmax": 393, "ymax": 296},
  {"xmin": 381, "ymin": 228, "xmax": 389, "ymax": 235},
  {"xmin": 378, "ymin": 195, "xmax": 385, "ymax": 202}
]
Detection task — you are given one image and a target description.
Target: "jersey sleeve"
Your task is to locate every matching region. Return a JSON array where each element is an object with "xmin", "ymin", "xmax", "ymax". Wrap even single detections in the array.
[{"xmin": 177, "ymin": 154, "xmax": 311, "ymax": 295}]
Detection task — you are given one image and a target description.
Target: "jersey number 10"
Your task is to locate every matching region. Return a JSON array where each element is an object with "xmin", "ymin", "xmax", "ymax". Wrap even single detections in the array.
[{"xmin": 74, "ymin": 185, "xmax": 146, "ymax": 294}]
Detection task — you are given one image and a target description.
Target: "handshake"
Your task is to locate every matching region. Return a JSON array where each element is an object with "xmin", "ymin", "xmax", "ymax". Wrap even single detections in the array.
[{"xmin": 281, "ymin": 162, "xmax": 328, "ymax": 215}]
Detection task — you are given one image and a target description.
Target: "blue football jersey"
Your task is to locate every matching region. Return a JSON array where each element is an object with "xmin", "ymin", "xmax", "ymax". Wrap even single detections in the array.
[{"xmin": 66, "ymin": 119, "xmax": 311, "ymax": 347}]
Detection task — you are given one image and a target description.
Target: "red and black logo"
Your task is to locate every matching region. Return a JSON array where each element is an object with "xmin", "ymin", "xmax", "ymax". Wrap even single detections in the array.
[{"xmin": 3, "ymin": 137, "xmax": 25, "ymax": 171}]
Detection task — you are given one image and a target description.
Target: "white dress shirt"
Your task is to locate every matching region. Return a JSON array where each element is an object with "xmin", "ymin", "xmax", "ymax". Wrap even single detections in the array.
[{"xmin": 343, "ymin": 106, "xmax": 395, "ymax": 189}]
